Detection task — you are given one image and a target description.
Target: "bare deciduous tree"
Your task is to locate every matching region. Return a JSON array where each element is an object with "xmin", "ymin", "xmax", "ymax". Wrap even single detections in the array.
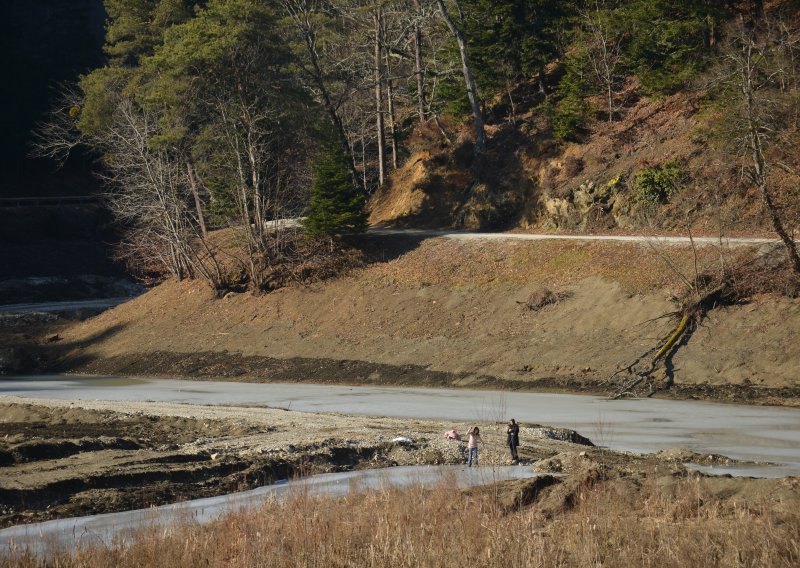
[
  {"xmin": 718, "ymin": 16, "xmax": 800, "ymax": 273},
  {"xmin": 433, "ymin": 0, "xmax": 485, "ymax": 155},
  {"xmin": 581, "ymin": 5, "xmax": 625, "ymax": 123},
  {"xmin": 29, "ymin": 83, "xmax": 87, "ymax": 167},
  {"xmin": 282, "ymin": 0, "xmax": 360, "ymax": 183},
  {"xmin": 31, "ymin": 88, "xmax": 225, "ymax": 288},
  {"xmin": 98, "ymin": 102, "xmax": 224, "ymax": 287}
]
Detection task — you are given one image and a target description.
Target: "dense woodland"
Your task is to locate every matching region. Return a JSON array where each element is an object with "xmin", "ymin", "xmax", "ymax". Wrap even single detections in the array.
[{"xmin": 33, "ymin": 0, "xmax": 800, "ymax": 290}]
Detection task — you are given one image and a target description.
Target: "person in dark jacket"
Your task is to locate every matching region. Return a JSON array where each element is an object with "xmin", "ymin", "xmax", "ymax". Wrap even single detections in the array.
[{"xmin": 507, "ymin": 419, "xmax": 520, "ymax": 462}]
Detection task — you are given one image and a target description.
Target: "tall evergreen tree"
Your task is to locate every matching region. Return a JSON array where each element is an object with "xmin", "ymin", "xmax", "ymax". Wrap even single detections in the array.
[
  {"xmin": 304, "ymin": 143, "xmax": 367, "ymax": 238},
  {"xmin": 620, "ymin": 0, "xmax": 730, "ymax": 94}
]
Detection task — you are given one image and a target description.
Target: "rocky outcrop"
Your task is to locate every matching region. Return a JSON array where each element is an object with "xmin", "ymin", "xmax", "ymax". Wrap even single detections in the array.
[{"xmin": 538, "ymin": 175, "xmax": 641, "ymax": 231}]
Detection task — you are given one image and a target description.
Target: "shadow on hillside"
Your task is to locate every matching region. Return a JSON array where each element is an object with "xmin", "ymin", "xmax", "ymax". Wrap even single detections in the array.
[
  {"xmin": 34, "ymin": 323, "xmax": 129, "ymax": 374},
  {"xmin": 351, "ymin": 232, "xmax": 431, "ymax": 265}
]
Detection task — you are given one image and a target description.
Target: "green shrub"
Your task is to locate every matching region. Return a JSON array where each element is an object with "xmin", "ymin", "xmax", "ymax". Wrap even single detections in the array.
[
  {"xmin": 634, "ymin": 161, "xmax": 686, "ymax": 205},
  {"xmin": 303, "ymin": 143, "xmax": 366, "ymax": 238},
  {"xmin": 552, "ymin": 95, "xmax": 591, "ymax": 142}
]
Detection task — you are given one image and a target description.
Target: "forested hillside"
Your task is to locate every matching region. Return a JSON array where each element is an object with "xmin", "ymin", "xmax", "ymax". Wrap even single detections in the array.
[{"xmin": 36, "ymin": 0, "xmax": 800, "ymax": 290}]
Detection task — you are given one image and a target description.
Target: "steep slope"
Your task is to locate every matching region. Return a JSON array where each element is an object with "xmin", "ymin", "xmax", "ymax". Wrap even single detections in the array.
[
  {"xmin": 369, "ymin": 79, "xmax": 797, "ymax": 236},
  {"xmin": 51, "ymin": 238, "xmax": 800, "ymax": 406}
]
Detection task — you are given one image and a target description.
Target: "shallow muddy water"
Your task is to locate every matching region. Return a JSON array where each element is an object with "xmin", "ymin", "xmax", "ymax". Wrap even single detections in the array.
[
  {"xmin": 0, "ymin": 465, "xmax": 540, "ymax": 558},
  {"xmin": 2, "ymin": 375, "xmax": 800, "ymax": 476}
]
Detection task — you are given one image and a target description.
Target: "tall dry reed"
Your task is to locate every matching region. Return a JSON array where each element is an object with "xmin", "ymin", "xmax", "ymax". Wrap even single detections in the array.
[{"xmin": 5, "ymin": 473, "xmax": 799, "ymax": 568}]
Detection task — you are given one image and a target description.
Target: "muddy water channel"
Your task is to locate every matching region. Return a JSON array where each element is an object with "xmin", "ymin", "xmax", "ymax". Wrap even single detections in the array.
[{"xmin": 3, "ymin": 375, "xmax": 800, "ymax": 476}]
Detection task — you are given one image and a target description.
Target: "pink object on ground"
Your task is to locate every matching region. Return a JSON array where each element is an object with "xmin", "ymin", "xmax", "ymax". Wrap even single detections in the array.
[{"xmin": 445, "ymin": 430, "xmax": 461, "ymax": 441}]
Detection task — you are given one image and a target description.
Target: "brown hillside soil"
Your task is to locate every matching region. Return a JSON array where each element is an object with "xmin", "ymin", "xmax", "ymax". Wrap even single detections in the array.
[
  {"xmin": 368, "ymin": 150, "xmax": 472, "ymax": 229},
  {"xmin": 368, "ymin": 87, "xmax": 799, "ymax": 235},
  {"xmin": 41, "ymin": 238, "xmax": 800, "ymax": 406}
]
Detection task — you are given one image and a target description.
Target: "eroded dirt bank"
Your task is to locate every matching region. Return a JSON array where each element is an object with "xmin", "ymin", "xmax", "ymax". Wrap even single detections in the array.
[{"xmin": 37, "ymin": 239, "xmax": 800, "ymax": 406}]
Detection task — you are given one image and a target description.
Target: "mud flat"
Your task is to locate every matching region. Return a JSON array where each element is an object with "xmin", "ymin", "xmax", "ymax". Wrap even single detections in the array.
[
  {"xmin": 3, "ymin": 377, "xmax": 799, "ymax": 473},
  {"xmin": 1, "ymin": 393, "xmax": 782, "ymax": 532},
  {"xmin": 0, "ymin": 396, "xmax": 589, "ymax": 528}
]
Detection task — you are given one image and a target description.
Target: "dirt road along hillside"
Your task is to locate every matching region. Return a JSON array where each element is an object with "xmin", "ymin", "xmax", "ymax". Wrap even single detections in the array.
[{"xmin": 42, "ymin": 238, "xmax": 800, "ymax": 406}]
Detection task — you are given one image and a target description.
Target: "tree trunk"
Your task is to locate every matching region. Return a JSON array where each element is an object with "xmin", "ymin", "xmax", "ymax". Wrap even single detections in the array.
[
  {"xmin": 434, "ymin": 0, "xmax": 485, "ymax": 155},
  {"xmin": 412, "ymin": 0, "xmax": 427, "ymax": 124},
  {"xmin": 753, "ymin": 0, "xmax": 764, "ymax": 20},
  {"xmin": 385, "ymin": 48, "xmax": 398, "ymax": 170},
  {"xmin": 743, "ymin": 40, "xmax": 800, "ymax": 274},
  {"xmin": 750, "ymin": 134, "xmax": 800, "ymax": 273},
  {"xmin": 186, "ymin": 161, "xmax": 207, "ymax": 238},
  {"xmin": 707, "ymin": 14, "xmax": 716, "ymax": 47},
  {"xmin": 537, "ymin": 63, "xmax": 547, "ymax": 95},
  {"xmin": 285, "ymin": 2, "xmax": 359, "ymax": 185},
  {"xmin": 360, "ymin": 126, "xmax": 367, "ymax": 192},
  {"xmin": 374, "ymin": 9, "xmax": 385, "ymax": 186}
]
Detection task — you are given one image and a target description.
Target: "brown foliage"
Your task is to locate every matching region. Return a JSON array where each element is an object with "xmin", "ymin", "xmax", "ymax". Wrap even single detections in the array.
[{"xmin": 519, "ymin": 287, "xmax": 569, "ymax": 312}]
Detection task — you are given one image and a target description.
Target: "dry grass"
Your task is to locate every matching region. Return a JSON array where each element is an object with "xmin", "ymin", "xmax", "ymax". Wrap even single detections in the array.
[
  {"xmin": 361, "ymin": 239, "xmax": 728, "ymax": 294},
  {"xmin": 9, "ymin": 473, "xmax": 798, "ymax": 568}
]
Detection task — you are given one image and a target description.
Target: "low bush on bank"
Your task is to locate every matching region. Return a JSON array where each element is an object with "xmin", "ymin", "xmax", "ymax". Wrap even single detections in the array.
[{"xmin": 12, "ymin": 471, "xmax": 799, "ymax": 567}]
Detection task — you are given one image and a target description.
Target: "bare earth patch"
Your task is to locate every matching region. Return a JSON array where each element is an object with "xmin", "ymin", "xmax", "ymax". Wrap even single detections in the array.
[{"xmin": 31, "ymin": 239, "xmax": 800, "ymax": 406}]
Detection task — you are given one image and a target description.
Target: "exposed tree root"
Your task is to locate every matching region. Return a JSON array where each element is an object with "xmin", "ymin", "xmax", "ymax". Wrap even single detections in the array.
[
  {"xmin": 608, "ymin": 315, "xmax": 694, "ymax": 400},
  {"xmin": 652, "ymin": 313, "xmax": 691, "ymax": 364},
  {"xmin": 607, "ymin": 285, "xmax": 727, "ymax": 400},
  {"xmin": 604, "ymin": 243, "xmax": 799, "ymax": 400}
]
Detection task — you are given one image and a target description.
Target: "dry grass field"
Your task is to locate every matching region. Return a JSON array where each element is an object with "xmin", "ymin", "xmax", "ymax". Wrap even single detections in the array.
[{"xmin": 6, "ymin": 468, "xmax": 798, "ymax": 568}]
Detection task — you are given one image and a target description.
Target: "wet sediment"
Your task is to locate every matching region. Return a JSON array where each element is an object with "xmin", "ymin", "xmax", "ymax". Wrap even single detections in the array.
[{"xmin": 53, "ymin": 350, "xmax": 800, "ymax": 407}]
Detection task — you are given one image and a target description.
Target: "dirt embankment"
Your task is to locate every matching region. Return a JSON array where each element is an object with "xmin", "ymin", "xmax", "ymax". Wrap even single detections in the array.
[
  {"xmin": 368, "ymin": 85, "xmax": 797, "ymax": 236},
  {"xmin": 35, "ymin": 237, "xmax": 800, "ymax": 406}
]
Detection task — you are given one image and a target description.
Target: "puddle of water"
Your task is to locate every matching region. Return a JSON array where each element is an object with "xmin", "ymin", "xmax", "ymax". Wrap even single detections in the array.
[
  {"xmin": 70, "ymin": 377, "xmax": 149, "ymax": 388},
  {"xmin": 0, "ymin": 465, "xmax": 542, "ymax": 559}
]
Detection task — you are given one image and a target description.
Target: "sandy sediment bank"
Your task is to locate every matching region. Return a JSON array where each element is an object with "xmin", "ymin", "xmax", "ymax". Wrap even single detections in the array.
[{"xmin": 36, "ymin": 239, "xmax": 799, "ymax": 406}]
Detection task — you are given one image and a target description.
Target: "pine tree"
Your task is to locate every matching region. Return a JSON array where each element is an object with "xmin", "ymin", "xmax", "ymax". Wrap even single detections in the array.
[{"xmin": 304, "ymin": 144, "xmax": 367, "ymax": 239}]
